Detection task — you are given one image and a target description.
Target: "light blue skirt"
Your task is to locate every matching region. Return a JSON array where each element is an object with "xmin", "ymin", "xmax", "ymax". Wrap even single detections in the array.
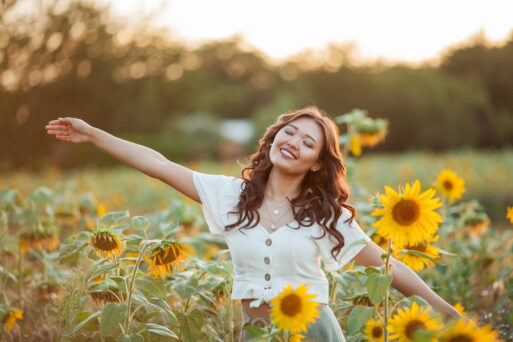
[{"xmin": 239, "ymin": 305, "xmax": 346, "ymax": 342}]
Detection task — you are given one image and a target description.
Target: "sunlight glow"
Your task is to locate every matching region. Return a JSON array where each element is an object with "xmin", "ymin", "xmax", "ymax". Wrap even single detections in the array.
[{"xmin": 69, "ymin": 0, "xmax": 513, "ymax": 66}]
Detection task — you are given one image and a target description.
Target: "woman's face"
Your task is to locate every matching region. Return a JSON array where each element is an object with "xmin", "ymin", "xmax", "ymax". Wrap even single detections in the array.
[{"xmin": 269, "ymin": 117, "xmax": 325, "ymax": 175}]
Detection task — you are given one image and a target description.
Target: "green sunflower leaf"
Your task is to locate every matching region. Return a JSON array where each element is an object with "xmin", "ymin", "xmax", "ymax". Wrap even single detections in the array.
[
  {"xmin": 347, "ymin": 305, "xmax": 375, "ymax": 335},
  {"xmin": 68, "ymin": 311, "xmax": 101, "ymax": 336},
  {"xmin": 100, "ymin": 303, "xmax": 127, "ymax": 336},
  {"xmin": 88, "ymin": 262, "xmax": 120, "ymax": 283},
  {"xmin": 135, "ymin": 277, "xmax": 166, "ymax": 299},
  {"xmin": 118, "ymin": 333, "xmax": 144, "ymax": 342},
  {"xmin": 131, "ymin": 216, "xmax": 150, "ymax": 231},
  {"xmin": 146, "ymin": 323, "xmax": 178, "ymax": 339}
]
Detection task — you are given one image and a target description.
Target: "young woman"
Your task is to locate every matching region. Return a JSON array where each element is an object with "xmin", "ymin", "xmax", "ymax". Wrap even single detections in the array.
[{"xmin": 45, "ymin": 106, "xmax": 463, "ymax": 341}]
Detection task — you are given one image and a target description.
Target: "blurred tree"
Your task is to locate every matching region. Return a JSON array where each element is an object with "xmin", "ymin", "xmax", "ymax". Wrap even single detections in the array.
[
  {"xmin": 1, "ymin": 0, "xmax": 512, "ymax": 170},
  {"xmin": 441, "ymin": 31, "xmax": 513, "ymax": 147}
]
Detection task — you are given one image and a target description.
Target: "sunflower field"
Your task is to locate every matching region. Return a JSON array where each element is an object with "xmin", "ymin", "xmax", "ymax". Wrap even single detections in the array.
[{"xmin": 1, "ymin": 110, "xmax": 512, "ymax": 341}]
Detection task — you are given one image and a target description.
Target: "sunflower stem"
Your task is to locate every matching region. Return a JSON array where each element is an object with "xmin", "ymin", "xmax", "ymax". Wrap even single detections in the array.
[
  {"xmin": 18, "ymin": 243, "xmax": 23, "ymax": 305},
  {"xmin": 383, "ymin": 238, "xmax": 392, "ymax": 342},
  {"xmin": 124, "ymin": 241, "xmax": 151, "ymax": 334}
]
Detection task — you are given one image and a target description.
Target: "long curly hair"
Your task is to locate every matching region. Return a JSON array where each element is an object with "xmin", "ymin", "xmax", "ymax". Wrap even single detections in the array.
[{"xmin": 225, "ymin": 105, "xmax": 357, "ymax": 261}]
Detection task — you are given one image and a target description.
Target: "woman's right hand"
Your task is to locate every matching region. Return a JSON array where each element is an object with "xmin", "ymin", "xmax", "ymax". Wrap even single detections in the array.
[{"xmin": 45, "ymin": 117, "xmax": 94, "ymax": 144}]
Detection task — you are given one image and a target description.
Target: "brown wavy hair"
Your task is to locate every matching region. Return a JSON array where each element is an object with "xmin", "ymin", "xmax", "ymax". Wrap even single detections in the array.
[{"xmin": 225, "ymin": 105, "xmax": 358, "ymax": 261}]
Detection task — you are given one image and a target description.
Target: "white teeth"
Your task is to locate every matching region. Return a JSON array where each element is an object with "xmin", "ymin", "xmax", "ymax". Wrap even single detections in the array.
[{"xmin": 281, "ymin": 149, "xmax": 295, "ymax": 159}]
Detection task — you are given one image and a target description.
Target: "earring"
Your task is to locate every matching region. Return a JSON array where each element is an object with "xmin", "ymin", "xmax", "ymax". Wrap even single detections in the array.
[{"xmin": 310, "ymin": 167, "xmax": 319, "ymax": 172}]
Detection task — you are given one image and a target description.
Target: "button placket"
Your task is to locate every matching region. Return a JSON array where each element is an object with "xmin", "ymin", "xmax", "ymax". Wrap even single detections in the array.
[{"xmin": 265, "ymin": 238, "xmax": 272, "ymax": 283}]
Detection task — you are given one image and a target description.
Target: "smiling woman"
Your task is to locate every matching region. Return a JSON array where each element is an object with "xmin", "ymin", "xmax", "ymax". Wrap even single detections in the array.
[{"xmin": 45, "ymin": 105, "xmax": 465, "ymax": 341}]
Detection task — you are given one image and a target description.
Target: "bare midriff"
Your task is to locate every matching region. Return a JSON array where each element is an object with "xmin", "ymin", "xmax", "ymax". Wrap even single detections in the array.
[
  {"xmin": 241, "ymin": 299, "xmax": 273, "ymax": 318},
  {"xmin": 241, "ymin": 298, "xmax": 327, "ymax": 318}
]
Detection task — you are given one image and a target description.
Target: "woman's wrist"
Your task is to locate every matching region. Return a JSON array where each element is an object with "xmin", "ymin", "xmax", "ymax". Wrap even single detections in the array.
[{"xmin": 88, "ymin": 126, "xmax": 103, "ymax": 145}]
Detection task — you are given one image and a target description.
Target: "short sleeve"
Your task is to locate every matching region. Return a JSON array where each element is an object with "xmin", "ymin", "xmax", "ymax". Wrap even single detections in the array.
[
  {"xmin": 192, "ymin": 171, "xmax": 242, "ymax": 236},
  {"xmin": 313, "ymin": 207, "xmax": 372, "ymax": 272}
]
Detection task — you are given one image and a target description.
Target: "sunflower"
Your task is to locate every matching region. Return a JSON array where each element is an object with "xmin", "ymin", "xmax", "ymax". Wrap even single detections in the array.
[
  {"xmin": 19, "ymin": 231, "xmax": 60, "ymax": 255},
  {"xmin": 359, "ymin": 130, "xmax": 387, "ymax": 148},
  {"xmin": 352, "ymin": 293, "xmax": 375, "ymax": 307},
  {"xmin": 363, "ymin": 318, "xmax": 385, "ymax": 342},
  {"xmin": 435, "ymin": 169, "xmax": 465, "ymax": 203},
  {"xmin": 270, "ymin": 283, "xmax": 321, "ymax": 335},
  {"xmin": 89, "ymin": 286, "xmax": 125, "ymax": 305},
  {"xmin": 356, "ymin": 117, "xmax": 388, "ymax": 148},
  {"xmin": 90, "ymin": 228, "xmax": 124, "ymax": 259},
  {"xmin": 289, "ymin": 331, "xmax": 306, "ymax": 342},
  {"xmin": 147, "ymin": 239, "xmax": 193, "ymax": 279},
  {"xmin": 392, "ymin": 235, "xmax": 440, "ymax": 271},
  {"xmin": 463, "ymin": 214, "xmax": 490, "ymax": 238},
  {"xmin": 387, "ymin": 301, "xmax": 442, "ymax": 342},
  {"xmin": 371, "ymin": 180, "xmax": 443, "ymax": 247},
  {"xmin": 506, "ymin": 206, "xmax": 513, "ymax": 224},
  {"xmin": 350, "ymin": 135, "xmax": 362, "ymax": 156},
  {"xmin": 372, "ymin": 232, "xmax": 390, "ymax": 250},
  {"xmin": 439, "ymin": 317, "xmax": 502, "ymax": 342},
  {"xmin": 3, "ymin": 309, "xmax": 23, "ymax": 331}
]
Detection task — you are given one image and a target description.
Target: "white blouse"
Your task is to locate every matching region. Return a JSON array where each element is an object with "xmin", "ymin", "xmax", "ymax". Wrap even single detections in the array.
[{"xmin": 192, "ymin": 171, "xmax": 372, "ymax": 308}]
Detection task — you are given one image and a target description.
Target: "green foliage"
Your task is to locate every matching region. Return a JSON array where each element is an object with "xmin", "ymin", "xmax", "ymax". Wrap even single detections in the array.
[
  {"xmin": 347, "ymin": 305, "xmax": 375, "ymax": 335},
  {"xmin": 366, "ymin": 273, "xmax": 393, "ymax": 305},
  {"xmin": 134, "ymin": 277, "xmax": 166, "ymax": 300},
  {"xmin": 101, "ymin": 303, "xmax": 127, "ymax": 335}
]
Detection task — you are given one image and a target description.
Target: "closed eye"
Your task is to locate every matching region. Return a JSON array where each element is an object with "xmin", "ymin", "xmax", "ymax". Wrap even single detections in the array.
[{"xmin": 285, "ymin": 130, "xmax": 313, "ymax": 148}]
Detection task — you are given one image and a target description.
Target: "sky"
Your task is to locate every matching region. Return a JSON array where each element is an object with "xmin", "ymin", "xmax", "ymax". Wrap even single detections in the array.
[{"xmin": 62, "ymin": 0, "xmax": 513, "ymax": 66}]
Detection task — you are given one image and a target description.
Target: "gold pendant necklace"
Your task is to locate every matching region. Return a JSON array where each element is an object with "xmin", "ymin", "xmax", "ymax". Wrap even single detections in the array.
[{"xmin": 263, "ymin": 200, "xmax": 291, "ymax": 230}]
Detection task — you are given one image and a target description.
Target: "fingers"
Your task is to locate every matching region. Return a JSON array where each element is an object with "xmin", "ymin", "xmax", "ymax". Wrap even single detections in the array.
[
  {"xmin": 45, "ymin": 124, "xmax": 69, "ymax": 134},
  {"xmin": 56, "ymin": 135, "xmax": 70, "ymax": 141},
  {"xmin": 48, "ymin": 117, "xmax": 71, "ymax": 125},
  {"xmin": 45, "ymin": 124, "xmax": 67, "ymax": 130}
]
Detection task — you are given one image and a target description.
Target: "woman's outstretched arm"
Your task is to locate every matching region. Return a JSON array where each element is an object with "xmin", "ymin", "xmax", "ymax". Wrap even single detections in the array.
[
  {"xmin": 45, "ymin": 117, "xmax": 201, "ymax": 203},
  {"xmin": 353, "ymin": 241, "xmax": 464, "ymax": 322}
]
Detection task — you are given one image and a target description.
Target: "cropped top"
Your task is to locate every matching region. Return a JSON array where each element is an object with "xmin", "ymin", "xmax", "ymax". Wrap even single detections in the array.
[{"xmin": 192, "ymin": 171, "xmax": 372, "ymax": 308}]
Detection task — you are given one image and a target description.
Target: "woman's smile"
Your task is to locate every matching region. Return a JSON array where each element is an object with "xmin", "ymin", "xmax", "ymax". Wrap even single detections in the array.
[{"xmin": 280, "ymin": 148, "xmax": 296, "ymax": 160}]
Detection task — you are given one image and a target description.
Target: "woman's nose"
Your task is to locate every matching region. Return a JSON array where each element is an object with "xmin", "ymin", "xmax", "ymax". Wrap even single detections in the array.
[{"xmin": 286, "ymin": 139, "xmax": 299, "ymax": 151}]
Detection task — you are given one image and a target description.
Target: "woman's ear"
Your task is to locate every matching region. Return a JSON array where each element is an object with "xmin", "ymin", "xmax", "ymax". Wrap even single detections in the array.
[{"xmin": 310, "ymin": 163, "xmax": 322, "ymax": 172}]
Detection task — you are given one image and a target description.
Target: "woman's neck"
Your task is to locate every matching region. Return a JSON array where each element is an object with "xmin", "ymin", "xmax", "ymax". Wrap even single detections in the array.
[{"xmin": 265, "ymin": 167, "xmax": 303, "ymax": 200}]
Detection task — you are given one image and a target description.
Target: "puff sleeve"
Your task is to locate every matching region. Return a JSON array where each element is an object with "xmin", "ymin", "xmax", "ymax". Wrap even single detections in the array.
[
  {"xmin": 313, "ymin": 207, "xmax": 372, "ymax": 272},
  {"xmin": 192, "ymin": 171, "xmax": 243, "ymax": 236}
]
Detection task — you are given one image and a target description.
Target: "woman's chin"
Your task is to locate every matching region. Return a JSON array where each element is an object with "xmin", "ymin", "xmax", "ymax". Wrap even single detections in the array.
[{"xmin": 271, "ymin": 163, "xmax": 307, "ymax": 176}]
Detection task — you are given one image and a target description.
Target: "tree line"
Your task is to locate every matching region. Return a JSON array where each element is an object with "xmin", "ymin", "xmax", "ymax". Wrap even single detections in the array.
[{"xmin": 1, "ymin": 0, "xmax": 512, "ymax": 169}]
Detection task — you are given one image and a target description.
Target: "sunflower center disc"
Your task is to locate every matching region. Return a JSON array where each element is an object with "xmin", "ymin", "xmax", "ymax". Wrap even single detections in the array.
[
  {"xmin": 443, "ymin": 180, "xmax": 453, "ymax": 190},
  {"xmin": 93, "ymin": 233, "xmax": 119, "ymax": 250},
  {"xmin": 393, "ymin": 200, "xmax": 420, "ymax": 225},
  {"xmin": 407, "ymin": 243, "xmax": 427, "ymax": 253},
  {"xmin": 280, "ymin": 294, "xmax": 302, "ymax": 317},
  {"xmin": 372, "ymin": 326, "xmax": 383, "ymax": 338},
  {"xmin": 447, "ymin": 334, "xmax": 473, "ymax": 342},
  {"xmin": 155, "ymin": 246, "xmax": 180, "ymax": 265},
  {"xmin": 405, "ymin": 319, "xmax": 426, "ymax": 339}
]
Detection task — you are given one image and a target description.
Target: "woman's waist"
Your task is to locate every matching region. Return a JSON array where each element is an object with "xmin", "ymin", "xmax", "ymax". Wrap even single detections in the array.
[{"xmin": 241, "ymin": 299, "xmax": 327, "ymax": 319}]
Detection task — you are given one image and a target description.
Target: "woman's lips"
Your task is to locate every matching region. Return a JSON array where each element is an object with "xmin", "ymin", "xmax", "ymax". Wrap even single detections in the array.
[{"xmin": 280, "ymin": 148, "xmax": 296, "ymax": 159}]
